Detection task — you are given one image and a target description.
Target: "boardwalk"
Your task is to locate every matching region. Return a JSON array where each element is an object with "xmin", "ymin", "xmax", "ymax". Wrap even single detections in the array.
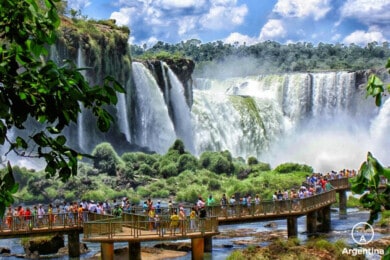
[{"xmin": 0, "ymin": 177, "xmax": 352, "ymax": 259}]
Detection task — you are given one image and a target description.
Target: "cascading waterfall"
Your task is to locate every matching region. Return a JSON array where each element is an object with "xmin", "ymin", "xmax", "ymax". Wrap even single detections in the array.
[
  {"xmin": 76, "ymin": 47, "xmax": 87, "ymax": 151},
  {"xmin": 131, "ymin": 62, "xmax": 176, "ymax": 153},
  {"xmin": 162, "ymin": 62, "xmax": 195, "ymax": 153},
  {"xmin": 117, "ymin": 92, "xmax": 131, "ymax": 142},
  {"xmin": 192, "ymin": 71, "xmax": 386, "ymax": 172}
]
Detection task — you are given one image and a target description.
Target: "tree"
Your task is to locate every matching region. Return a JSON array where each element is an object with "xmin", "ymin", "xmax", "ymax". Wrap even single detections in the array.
[{"xmin": 0, "ymin": 0, "xmax": 124, "ymax": 216}]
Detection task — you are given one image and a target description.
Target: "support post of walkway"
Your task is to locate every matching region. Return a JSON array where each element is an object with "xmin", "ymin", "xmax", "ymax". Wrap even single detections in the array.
[
  {"xmin": 319, "ymin": 205, "xmax": 331, "ymax": 232},
  {"xmin": 306, "ymin": 211, "xmax": 317, "ymax": 236},
  {"xmin": 68, "ymin": 231, "xmax": 80, "ymax": 257},
  {"xmin": 338, "ymin": 190, "xmax": 347, "ymax": 217},
  {"xmin": 287, "ymin": 216, "xmax": 298, "ymax": 238},
  {"xmin": 191, "ymin": 237, "xmax": 204, "ymax": 260},
  {"xmin": 204, "ymin": 236, "xmax": 213, "ymax": 252},
  {"xmin": 128, "ymin": 241, "xmax": 141, "ymax": 260},
  {"xmin": 101, "ymin": 242, "xmax": 114, "ymax": 260}
]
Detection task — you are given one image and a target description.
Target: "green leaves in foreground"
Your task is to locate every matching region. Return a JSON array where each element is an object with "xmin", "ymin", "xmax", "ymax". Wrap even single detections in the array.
[
  {"xmin": 351, "ymin": 152, "xmax": 390, "ymax": 224},
  {"xmin": 0, "ymin": 163, "xmax": 19, "ymax": 217},
  {"xmin": 366, "ymin": 58, "xmax": 390, "ymax": 106}
]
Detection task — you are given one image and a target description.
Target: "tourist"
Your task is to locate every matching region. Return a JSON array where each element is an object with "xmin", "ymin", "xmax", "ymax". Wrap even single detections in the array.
[
  {"xmin": 189, "ymin": 207, "xmax": 197, "ymax": 230},
  {"xmin": 148, "ymin": 207, "xmax": 156, "ymax": 231},
  {"xmin": 206, "ymin": 195, "xmax": 215, "ymax": 216},
  {"xmin": 37, "ymin": 204, "xmax": 45, "ymax": 228},
  {"xmin": 170, "ymin": 210, "xmax": 179, "ymax": 235},
  {"xmin": 179, "ymin": 207, "xmax": 186, "ymax": 233},
  {"xmin": 220, "ymin": 194, "xmax": 227, "ymax": 218},
  {"xmin": 48, "ymin": 204, "xmax": 54, "ymax": 228}
]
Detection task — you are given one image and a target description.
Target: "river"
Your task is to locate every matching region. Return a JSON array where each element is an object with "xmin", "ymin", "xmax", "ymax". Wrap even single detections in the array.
[{"xmin": 0, "ymin": 208, "xmax": 385, "ymax": 259}]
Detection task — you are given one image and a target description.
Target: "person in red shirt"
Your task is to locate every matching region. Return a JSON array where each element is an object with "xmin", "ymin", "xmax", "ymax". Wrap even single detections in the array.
[
  {"xmin": 24, "ymin": 207, "xmax": 32, "ymax": 230},
  {"xmin": 17, "ymin": 206, "xmax": 25, "ymax": 229},
  {"xmin": 318, "ymin": 176, "xmax": 327, "ymax": 192}
]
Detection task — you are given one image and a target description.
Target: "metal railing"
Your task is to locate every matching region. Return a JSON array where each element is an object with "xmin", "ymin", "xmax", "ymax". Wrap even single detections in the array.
[{"xmin": 83, "ymin": 215, "xmax": 219, "ymax": 239}]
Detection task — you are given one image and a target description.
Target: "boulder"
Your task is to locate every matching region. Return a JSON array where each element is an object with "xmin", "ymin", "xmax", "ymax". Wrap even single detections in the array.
[{"xmin": 24, "ymin": 234, "xmax": 65, "ymax": 257}]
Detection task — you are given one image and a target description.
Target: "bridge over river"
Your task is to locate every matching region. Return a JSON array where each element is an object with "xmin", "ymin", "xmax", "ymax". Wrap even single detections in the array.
[{"xmin": 0, "ymin": 178, "xmax": 352, "ymax": 259}]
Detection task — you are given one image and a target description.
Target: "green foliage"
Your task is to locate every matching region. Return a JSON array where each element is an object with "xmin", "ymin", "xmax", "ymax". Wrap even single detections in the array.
[
  {"xmin": 247, "ymin": 156, "xmax": 258, "ymax": 165},
  {"xmin": 199, "ymin": 151, "xmax": 234, "ymax": 174},
  {"xmin": 0, "ymin": 0, "xmax": 124, "ymax": 216},
  {"xmin": 366, "ymin": 58, "xmax": 390, "ymax": 106},
  {"xmin": 351, "ymin": 152, "xmax": 390, "ymax": 224},
  {"xmin": 169, "ymin": 139, "xmax": 186, "ymax": 154},
  {"xmin": 251, "ymin": 162, "xmax": 271, "ymax": 172},
  {"xmin": 137, "ymin": 163, "xmax": 155, "ymax": 177},
  {"xmin": 274, "ymin": 162, "xmax": 313, "ymax": 174},
  {"xmin": 226, "ymin": 251, "xmax": 246, "ymax": 260},
  {"xmin": 177, "ymin": 154, "xmax": 198, "ymax": 173},
  {"xmin": 91, "ymin": 142, "xmax": 121, "ymax": 176},
  {"xmin": 0, "ymin": 164, "xmax": 19, "ymax": 216},
  {"xmin": 132, "ymin": 40, "xmax": 390, "ymax": 75},
  {"xmin": 160, "ymin": 162, "xmax": 178, "ymax": 178}
]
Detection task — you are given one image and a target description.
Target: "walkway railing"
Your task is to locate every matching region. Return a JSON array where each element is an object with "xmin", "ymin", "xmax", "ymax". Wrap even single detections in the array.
[
  {"xmin": 83, "ymin": 215, "xmax": 219, "ymax": 239},
  {"xmin": 0, "ymin": 178, "xmax": 351, "ymax": 236},
  {"xmin": 209, "ymin": 189, "xmax": 336, "ymax": 219},
  {"xmin": 0, "ymin": 212, "xmax": 113, "ymax": 234}
]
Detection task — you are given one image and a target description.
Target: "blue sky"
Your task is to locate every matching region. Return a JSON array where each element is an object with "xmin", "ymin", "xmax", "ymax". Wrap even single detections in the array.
[{"xmin": 69, "ymin": 0, "xmax": 390, "ymax": 47}]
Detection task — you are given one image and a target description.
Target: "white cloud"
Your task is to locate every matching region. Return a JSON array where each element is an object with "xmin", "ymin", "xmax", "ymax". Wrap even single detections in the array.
[
  {"xmin": 108, "ymin": 0, "xmax": 248, "ymax": 43},
  {"xmin": 199, "ymin": 4, "xmax": 247, "ymax": 29},
  {"xmin": 343, "ymin": 27, "xmax": 386, "ymax": 45},
  {"xmin": 68, "ymin": 0, "xmax": 91, "ymax": 10},
  {"xmin": 110, "ymin": 8, "xmax": 132, "ymax": 26},
  {"xmin": 158, "ymin": 0, "xmax": 207, "ymax": 9},
  {"xmin": 259, "ymin": 19, "xmax": 286, "ymax": 41},
  {"xmin": 224, "ymin": 32, "xmax": 257, "ymax": 45},
  {"xmin": 340, "ymin": 0, "xmax": 390, "ymax": 24},
  {"xmin": 274, "ymin": 0, "xmax": 331, "ymax": 21}
]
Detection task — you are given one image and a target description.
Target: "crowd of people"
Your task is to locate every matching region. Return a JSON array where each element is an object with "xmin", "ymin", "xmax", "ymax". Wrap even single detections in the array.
[{"xmin": 0, "ymin": 169, "xmax": 357, "ymax": 232}]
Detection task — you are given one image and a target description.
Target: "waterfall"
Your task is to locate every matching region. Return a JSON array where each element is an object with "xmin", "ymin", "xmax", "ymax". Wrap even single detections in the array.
[
  {"xmin": 131, "ymin": 62, "xmax": 176, "ymax": 153},
  {"xmin": 76, "ymin": 47, "xmax": 87, "ymax": 151},
  {"xmin": 117, "ymin": 92, "xmax": 131, "ymax": 142},
  {"xmin": 162, "ymin": 62, "xmax": 195, "ymax": 153},
  {"xmin": 191, "ymin": 71, "xmax": 384, "ymax": 172}
]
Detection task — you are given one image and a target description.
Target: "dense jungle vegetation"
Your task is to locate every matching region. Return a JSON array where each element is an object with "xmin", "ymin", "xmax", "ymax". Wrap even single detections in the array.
[
  {"xmin": 7, "ymin": 140, "xmax": 315, "ymax": 206},
  {"xmin": 131, "ymin": 40, "xmax": 390, "ymax": 77}
]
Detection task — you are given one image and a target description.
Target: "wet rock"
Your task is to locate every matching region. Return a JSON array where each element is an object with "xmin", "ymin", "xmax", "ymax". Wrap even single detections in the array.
[
  {"xmin": 0, "ymin": 247, "xmax": 11, "ymax": 254},
  {"xmin": 23, "ymin": 234, "xmax": 65, "ymax": 257},
  {"xmin": 264, "ymin": 222, "xmax": 277, "ymax": 228}
]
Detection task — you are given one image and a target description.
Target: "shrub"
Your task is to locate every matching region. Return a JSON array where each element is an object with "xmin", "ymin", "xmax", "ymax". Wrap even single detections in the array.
[
  {"xmin": 199, "ymin": 151, "xmax": 233, "ymax": 174},
  {"xmin": 247, "ymin": 156, "xmax": 259, "ymax": 165},
  {"xmin": 251, "ymin": 162, "xmax": 271, "ymax": 172},
  {"xmin": 91, "ymin": 142, "xmax": 121, "ymax": 176},
  {"xmin": 136, "ymin": 163, "xmax": 155, "ymax": 177},
  {"xmin": 160, "ymin": 163, "xmax": 178, "ymax": 178},
  {"xmin": 177, "ymin": 154, "xmax": 198, "ymax": 173},
  {"xmin": 169, "ymin": 139, "xmax": 186, "ymax": 154},
  {"xmin": 274, "ymin": 162, "xmax": 313, "ymax": 174}
]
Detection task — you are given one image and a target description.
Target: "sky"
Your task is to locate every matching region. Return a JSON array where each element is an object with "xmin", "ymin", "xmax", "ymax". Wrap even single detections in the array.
[{"xmin": 69, "ymin": 0, "xmax": 390, "ymax": 47}]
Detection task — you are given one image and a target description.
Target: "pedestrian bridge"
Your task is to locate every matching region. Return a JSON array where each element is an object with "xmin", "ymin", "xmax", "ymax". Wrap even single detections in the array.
[{"xmin": 0, "ymin": 177, "xmax": 352, "ymax": 259}]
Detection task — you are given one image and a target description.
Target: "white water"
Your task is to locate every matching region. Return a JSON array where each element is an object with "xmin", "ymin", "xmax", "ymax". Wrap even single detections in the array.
[
  {"xmin": 117, "ymin": 93, "xmax": 131, "ymax": 142},
  {"xmin": 131, "ymin": 62, "xmax": 176, "ymax": 153},
  {"xmin": 192, "ymin": 72, "xmax": 389, "ymax": 172},
  {"xmin": 76, "ymin": 47, "xmax": 87, "ymax": 151},
  {"xmin": 163, "ymin": 62, "xmax": 195, "ymax": 153}
]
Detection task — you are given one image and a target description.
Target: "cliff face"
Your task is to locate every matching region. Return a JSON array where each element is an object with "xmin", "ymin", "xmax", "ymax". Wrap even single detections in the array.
[
  {"xmin": 142, "ymin": 59, "xmax": 195, "ymax": 107},
  {"xmin": 53, "ymin": 18, "xmax": 195, "ymax": 154}
]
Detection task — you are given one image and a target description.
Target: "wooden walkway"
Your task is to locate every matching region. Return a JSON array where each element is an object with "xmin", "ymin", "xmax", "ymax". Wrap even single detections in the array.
[
  {"xmin": 0, "ymin": 177, "xmax": 349, "ymax": 239},
  {"xmin": 0, "ymin": 177, "xmax": 355, "ymax": 259}
]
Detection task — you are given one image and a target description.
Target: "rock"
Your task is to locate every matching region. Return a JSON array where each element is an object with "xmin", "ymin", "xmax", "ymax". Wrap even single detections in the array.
[
  {"xmin": 23, "ymin": 234, "xmax": 65, "ymax": 256},
  {"xmin": 0, "ymin": 247, "xmax": 11, "ymax": 254},
  {"xmin": 264, "ymin": 222, "xmax": 277, "ymax": 228}
]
